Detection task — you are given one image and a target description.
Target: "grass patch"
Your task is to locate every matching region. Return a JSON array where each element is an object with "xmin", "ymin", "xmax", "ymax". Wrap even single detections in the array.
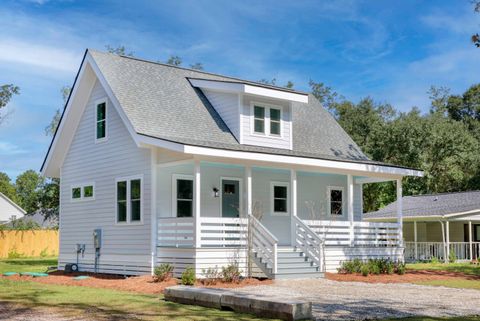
[
  {"xmin": 0, "ymin": 278, "xmax": 277, "ymax": 321},
  {"xmin": 0, "ymin": 257, "xmax": 57, "ymax": 274},
  {"xmin": 414, "ymin": 279, "xmax": 480, "ymax": 290},
  {"xmin": 406, "ymin": 262, "xmax": 480, "ymax": 276}
]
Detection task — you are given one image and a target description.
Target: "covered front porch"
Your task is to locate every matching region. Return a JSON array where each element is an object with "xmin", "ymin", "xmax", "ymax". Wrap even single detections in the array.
[{"xmin": 152, "ymin": 151, "xmax": 409, "ymax": 277}]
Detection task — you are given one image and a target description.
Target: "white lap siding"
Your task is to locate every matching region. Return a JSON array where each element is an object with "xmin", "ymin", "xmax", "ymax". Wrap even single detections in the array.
[{"xmin": 59, "ymin": 79, "xmax": 151, "ymax": 275}]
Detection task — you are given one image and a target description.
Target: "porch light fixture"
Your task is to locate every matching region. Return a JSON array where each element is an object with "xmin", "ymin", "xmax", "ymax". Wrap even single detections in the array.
[{"xmin": 212, "ymin": 187, "xmax": 219, "ymax": 198}]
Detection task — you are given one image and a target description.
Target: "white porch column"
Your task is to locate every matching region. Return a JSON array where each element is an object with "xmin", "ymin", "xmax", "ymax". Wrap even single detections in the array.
[
  {"xmin": 396, "ymin": 178, "xmax": 403, "ymax": 247},
  {"xmin": 446, "ymin": 220, "xmax": 450, "ymax": 260},
  {"xmin": 290, "ymin": 169, "xmax": 297, "ymax": 245},
  {"xmin": 194, "ymin": 160, "xmax": 201, "ymax": 248},
  {"xmin": 150, "ymin": 148, "xmax": 158, "ymax": 275},
  {"xmin": 440, "ymin": 221, "xmax": 447, "ymax": 263},
  {"xmin": 469, "ymin": 221, "xmax": 473, "ymax": 261},
  {"xmin": 347, "ymin": 174, "xmax": 354, "ymax": 246},
  {"xmin": 245, "ymin": 166, "xmax": 252, "ymax": 216},
  {"xmin": 414, "ymin": 220, "xmax": 418, "ymax": 261}
]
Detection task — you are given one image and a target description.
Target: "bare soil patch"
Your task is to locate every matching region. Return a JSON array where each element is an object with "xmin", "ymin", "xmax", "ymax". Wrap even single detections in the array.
[
  {"xmin": 326, "ymin": 269, "xmax": 480, "ymax": 283},
  {"xmin": 0, "ymin": 271, "xmax": 271, "ymax": 294}
]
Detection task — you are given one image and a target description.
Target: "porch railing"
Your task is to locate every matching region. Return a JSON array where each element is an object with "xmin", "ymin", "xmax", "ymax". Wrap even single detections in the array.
[
  {"xmin": 199, "ymin": 217, "xmax": 247, "ymax": 248},
  {"xmin": 405, "ymin": 241, "xmax": 480, "ymax": 262},
  {"xmin": 304, "ymin": 220, "xmax": 401, "ymax": 247},
  {"xmin": 249, "ymin": 214, "xmax": 278, "ymax": 274},
  {"xmin": 293, "ymin": 216, "xmax": 323, "ymax": 270},
  {"xmin": 157, "ymin": 217, "xmax": 195, "ymax": 247}
]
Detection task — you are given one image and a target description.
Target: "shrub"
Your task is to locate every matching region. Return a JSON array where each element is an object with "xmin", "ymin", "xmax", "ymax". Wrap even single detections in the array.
[
  {"xmin": 430, "ymin": 256, "xmax": 439, "ymax": 264},
  {"xmin": 396, "ymin": 263, "xmax": 406, "ymax": 275},
  {"xmin": 449, "ymin": 249, "xmax": 456, "ymax": 263},
  {"xmin": 338, "ymin": 259, "xmax": 362, "ymax": 274},
  {"xmin": 369, "ymin": 261, "xmax": 381, "ymax": 275},
  {"xmin": 153, "ymin": 263, "xmax": 174, "ymax": 282},
  {"xmin": 386, "ymin": 260, "xmax": 395, "ymax": 275},
  {"xmin": 222, "ymin": 264, "xmax": 242, "ymax": 283},
  {"xmin": 181, "ymin": 267, "xmax": 196, "ymax": 285},
  {"xmin": 202, "ymin": 266, "xmax": 221, "ymax": 285},
  {"xmin": 360, "ymin": 264, "xmax": 369, "ymax": 277}
]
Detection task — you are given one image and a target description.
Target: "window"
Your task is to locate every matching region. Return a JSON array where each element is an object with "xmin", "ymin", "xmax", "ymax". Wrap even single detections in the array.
[
  {"xmin": 251, "ymin": 103, "xmax": 282, "ymax": 136},
  {"xmin": 271, "ymin": 182, "xmax": 289, "ymax": 215},
  {"xmin": 71, "ymin": 183, "xmax": 95, "ymax": 201},
  {"xmin": 175, "ymin": 177, "xmax": 193, "ymax": 217},
  {"xmin": 96, "ymin": 100, "xmax": 107, "ymax": 141},
  {"xmin": 254, "ymin": 106, "xmax": 265, "ymax": 134},
  {"xmin": 116, "ymin": 177, "xmax": 142, "ymax": 223},
  {"xmin": 328, "ymin": 187, "xmax": 343, "ymax": 215}
]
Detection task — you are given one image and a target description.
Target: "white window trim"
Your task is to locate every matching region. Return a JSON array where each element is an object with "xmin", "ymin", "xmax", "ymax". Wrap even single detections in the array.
[
  {"xmin": 250, "ymin": 101, "xmax": 283, "ymax": 139},
  {"xmin": 70, "ymin": 182, "xmax": 95, "ymax": 202},
  {"xmin": 327, "ymin": 186, "xmax": 345, "ymax": 217},
  {"xmin": 115, "ymin": 175, "xmax": 143, "ymax": 225},
  {"xmin": 270, "ymin": 181, "xmax": 289, "ymax": 216},
  {"xmin": 94, "ymin": 97, "xmax": 108, "ymax": 144},
  {"xmin": 219, "ymin": 176, "xmax": 243, "ymax": 218},
  {"xmin": 172, "ymin": 174, "xmax": 194, "ymax": 218}
]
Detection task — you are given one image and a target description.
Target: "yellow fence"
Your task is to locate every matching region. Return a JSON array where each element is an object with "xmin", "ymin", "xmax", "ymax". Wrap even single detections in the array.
[{"xmin": 0, "ymin": 230, "xmax": 59, "ymax": 258}]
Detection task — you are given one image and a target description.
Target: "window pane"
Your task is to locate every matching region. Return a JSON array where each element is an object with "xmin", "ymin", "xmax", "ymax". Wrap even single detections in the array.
[
  {"xmin": 177, "ymin": 179, "xmax": 193, "ymax": 200},
  {"xmin": 72, "ymin": 187, "xmax": 81, "ymax": 199},
  {"xmin": 331, "ymin": 190, "xmax": 342, "ymax": 202},
  {"xmin": 84, "ymin": 185, "xmax": 93, "ymax": 198},
  {"xmin": 96, "ymin": 121, "xmax": 105, "ymax": 139},
  {"xmin": 224, "ymin": 183, "xmax": 235, "ymax": 194},
  {"xmin": 274, "ymin": 186, "xmax": 287, "ymax": 199},
  {"xmin": 270, "ymin": 108, "xmax": 280, "ymax": 121},
  {"xmin": 97, "ymin": 103, "xmax": 106, "ymax": 121},
  {"xmin": 270, "ymin": 121, "xmax": 280, "ymax": 135},
  {"xmin": 131, "ymin": 200, "xmax": 141, "ymax": 221},
  {"xmin": 117, "ymin": 201, "xmax": 127, "ymax": 222},
  {"xmin": 177, "ymin": 200, "xmax": 193, "ymax": 217},
  {"xmin": 117, "ymin": 181, "xmax": 127, "ymax": 201},
  {"xmin": 254, "ymin": 119, "xmax": 265, "ymax": 133},
  {"xmin": 254, "ymin": 106, "xmax": 265, "ymax": 119},
  {"xmin": 131, "ymin": 179, "xmax": 141, "ymax": 200},
  {"xmin": 274, "ymin": 199, "xmax": 287, "ymax": 212},
  {"xmin": 331, "ymin": 202, "xmax": 342, "ymax": 215}
]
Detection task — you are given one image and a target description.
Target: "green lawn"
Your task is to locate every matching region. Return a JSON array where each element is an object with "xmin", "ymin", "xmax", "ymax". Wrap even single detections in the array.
[
  {"xmin": 0, "ymin": 278, "xmax": 277, "ymax": 321},
  {"xmin": 414, "ymin": 279, "xmax": 480, "ymax": 290},
  {"xmin": 0, "ymin": 257, "xmax": 57, "ymax": 274},
  {"xmin": 406, "ymin": 262, "xmax": 480, "ymax": 276}
]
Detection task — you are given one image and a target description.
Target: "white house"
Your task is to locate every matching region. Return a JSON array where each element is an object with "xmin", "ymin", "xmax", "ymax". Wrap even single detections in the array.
[
  {"xmin": 364, "ymin": 191, "xmax": 480, "ymax": 262},
  {"xmin": 0, "ymin": 192, "xmax": 26, "ymax": 224},
  {"xmin": 41, "ymin": 49, "xmax": 423, "ymax": 278}
]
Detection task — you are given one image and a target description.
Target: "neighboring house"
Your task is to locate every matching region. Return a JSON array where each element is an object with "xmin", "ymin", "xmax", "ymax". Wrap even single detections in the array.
[
  {"xmin": 41, "ymin": 49, "xmax": 423, "ymax": 278},
  {"xmin": 6, "ymin": 211, "xmax": 58, "ymax": 229},
  {"xmin": 364, "ymin": 191, "xmax": 480, "ymax": 262},
  {"xmin": 0, "ymin": 192, "xmax": 26, "ymax": 224}
]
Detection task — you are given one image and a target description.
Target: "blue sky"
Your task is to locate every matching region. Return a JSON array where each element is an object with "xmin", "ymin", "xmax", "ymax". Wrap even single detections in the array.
[{"xmin": 0, "ymin": 0, "xmax": 479, "ymax": 179}]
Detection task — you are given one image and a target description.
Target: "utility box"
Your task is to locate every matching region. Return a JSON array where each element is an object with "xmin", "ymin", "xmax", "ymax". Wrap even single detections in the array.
[{"xmin": 93, "ymin": 229, "xmax": 102, "ymax": 249}]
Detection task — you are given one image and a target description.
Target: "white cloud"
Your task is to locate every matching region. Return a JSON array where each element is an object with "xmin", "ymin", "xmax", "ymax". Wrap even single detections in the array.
[{"xmin": 0, "ymin": 141, "xmax": 26, "ymax": 156}]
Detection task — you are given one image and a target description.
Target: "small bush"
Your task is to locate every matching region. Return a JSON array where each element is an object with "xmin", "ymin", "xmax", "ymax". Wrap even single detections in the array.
[
  {"xmin": 448, "ymin": 249, "xmax": 456, "ymax": 263},
  {"xmin": 360, "ymin": 264, "xmax": 369, "ymax": 277},
  {"xmin": 153, "ymin": 263, "xmax": 174, "ymax": 282},
  {"xmin": 202, "ymin": 266, "xmax": 221, "ymax": 285},
  {"xmin": 386, "ymin": 260, "xmax": 395, "ymax": 275},
  {"xmin": 222, "ymin": 264, "xmax": 242, "ymax": 283},
  {"xmin": 396, "ymin": 263, "xmax": 406, "ymax": 275},
  {"xmin": 181, "ymin": 267, "xmax": 196, "ymax": 285},
  {"xmin": 338, "ymin": 258, "xmax": 362, "ymax": 274},
  {"xmin": 339, "ymin": 258, "xmax": 405, "ymax": 276},
  {"xmin": 430, "ymin": 256, "xmax": 439, "ymax": 264}
]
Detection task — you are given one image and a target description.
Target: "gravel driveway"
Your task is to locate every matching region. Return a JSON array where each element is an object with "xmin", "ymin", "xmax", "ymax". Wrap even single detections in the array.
[{"xmin": 232, "ymin": 278, "xmax": 480, "ymax": 321}]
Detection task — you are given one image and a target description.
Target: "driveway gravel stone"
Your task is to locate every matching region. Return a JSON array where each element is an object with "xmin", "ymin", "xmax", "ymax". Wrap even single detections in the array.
[{"xmin": 231, "ymin": 278, "xmax": 480, "ymax": 321}]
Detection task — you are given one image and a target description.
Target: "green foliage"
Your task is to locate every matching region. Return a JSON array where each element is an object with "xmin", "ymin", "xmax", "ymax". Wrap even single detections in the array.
[
  {"xmin": 37, "ymin": 178, "xmax": 60, "ymax": 222},
  {"xmin": 0, "ymin": 172, "xmax": 17, "ymax": 203},
  {"xmin": 9, "ymin": 219, "xmax": 41, "ymax": 230},
  {"xmin": 360, "ymin": 264, "xmax": 369, "ymax": 277},
  {"xmin": 181, "ymin": 267, "xmax": 196, "ymax": 285},
  {"xmin": 449, "ymin": 249, "xmax": 457, "ymax": 263},
  {"xmin": 430, "ymin": 256, "xmax": 439, "ymax": 264},
  {"xmin": 153, "ymin": 263, "xmax": 174, "ymax": 282},
  {"xmin": 189, "ymin": 62, "xmax": 203, "ymax": 70},
  {"xmin": 0, "ymin": 84, "xmax": 19, "ymax": 110},
  {"xmin": 221, "ymin": 263, "xmax": 242, "ymax": 283},
  {"xmin": 166, "ymin": 55, "xmax": 182, "ymax": 66},
  {"xmin": 201, "ymin": 266, "xmax": 222, "ymax": 285},
  {"xmin": 45, "ymin": 86, "xmax": 71, "ymax": 136},
  {"xmin": 39, "ymin": 247, "xmax": 49, "ymax": 258},
  {"xmin": 338, "ymin": 258, "xmax": 362, "ymax": 274},
  {"xmin": 339, "ymin": 259, "xmax": 405, "ymax": 276},
  {"xmin": 105, "ymin": 45, "xmax": 134, "ymax": 57},
  {"xmin": 15, "ymin": 170, "xmax": 44, "ymax": 214},
  {"xmin": 397, "ymin": 263, "xmax": 406, "ymax": 275},
  {"xmin": 7, "ymin": 247, "xmax": 25, "ymax": 259}
]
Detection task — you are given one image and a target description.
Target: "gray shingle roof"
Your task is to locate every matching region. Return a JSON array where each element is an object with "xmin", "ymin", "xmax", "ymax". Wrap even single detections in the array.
[
  {"xmin": 89, "ymin": 50, "xmax": 412, "ymax": 168},
  {"xmin": 364, "ymin": 191, "xmax": 480, "ymax": 219}
]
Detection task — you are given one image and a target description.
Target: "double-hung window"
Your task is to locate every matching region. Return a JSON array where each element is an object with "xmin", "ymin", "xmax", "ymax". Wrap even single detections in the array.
[
  {"xmin": 116, "ymin": 177, "xmax": 142, "ymax": 223},
  {"xmin": 252, "ymin": 104, "xmax": 282, "ymax": 136},
  {"xmin": 328, "ymin": 187, "xmax": 343, "ymax": 215},
  {"xmin": 96, "ymin": 100, "xmax": 107, "ymax": 141},
  {"xmin": 173, "ymin": 175, "xmax": 194, "ymax": 217},
  {"xmin": 271, "ymin": 182, "xmax": 289, "ymax": 216},
  {"xmin": 71, "ymin": 183, "xmax": 95, "ymax": 201}
]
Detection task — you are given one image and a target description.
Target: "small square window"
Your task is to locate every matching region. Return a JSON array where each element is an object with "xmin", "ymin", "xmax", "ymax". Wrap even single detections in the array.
[
  {"xmin": 84, "ymin": 185, "xmax": 94, "ymax": 198},
  {"xmin": 72, "ymin": 187, "xmax": 81, "ymax": 199},
  {"xmin": 224, "ymin": 183, "xmax": 235, "ymax": 195}
]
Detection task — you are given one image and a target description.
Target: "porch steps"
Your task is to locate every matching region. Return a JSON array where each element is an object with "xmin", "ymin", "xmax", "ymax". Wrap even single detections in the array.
[{"xmin": 254, "ymin": 247, "xmax": 324, "ymax": 279}]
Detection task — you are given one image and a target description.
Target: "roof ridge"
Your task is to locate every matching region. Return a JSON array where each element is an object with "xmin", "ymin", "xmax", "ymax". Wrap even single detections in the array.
[{"xmin": 87, "ymin": 49, "xmax": 308, "ymax": 95}]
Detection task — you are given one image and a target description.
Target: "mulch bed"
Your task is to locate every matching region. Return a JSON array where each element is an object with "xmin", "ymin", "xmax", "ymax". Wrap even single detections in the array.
[
  {"xmin": 326, "ymin": 269, "xmax": 480, "ymax": 283},
  {"xmin": 0, "ymin": 271, "xmax": 271, "ymax": 295}
]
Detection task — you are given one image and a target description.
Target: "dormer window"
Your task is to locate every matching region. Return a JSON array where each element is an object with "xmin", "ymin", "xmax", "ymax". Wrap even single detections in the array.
[{"xmin": 252, "ymin": 103, "xmax": 282, "ymax": 137}]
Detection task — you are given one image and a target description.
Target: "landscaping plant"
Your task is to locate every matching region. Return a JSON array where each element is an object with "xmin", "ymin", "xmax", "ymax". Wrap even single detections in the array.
[
  {"xmin": 153, "ymin": 263, "xmax": 174, "ymax": 282},
  {"xmin": 449, "ymin": 249, "xmax": 457, "ymax": 263},
  {"xmin": 222, "ymin": 263, "xmax": 242, "ymax": 283},
  {"xmin": 339, "ymin": 259, "xmax": 406, "ymax": 276},
  {"xmin": 181, "ymin": 267, "xmax": 196, "ymax": 285},
  {"xmin": 201, "ymin": 266, "xmax": 221, "ymax": 285}
]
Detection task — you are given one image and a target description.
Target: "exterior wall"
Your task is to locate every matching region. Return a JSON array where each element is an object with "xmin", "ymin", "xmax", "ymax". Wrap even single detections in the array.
[
  {"xmin": 59, "ymin": 79, "xmax": 152, "ymax": 275},
  {"xmin": 0, "ymin": 195, "xmax": 25, "ymax": 223},
  {"xmin": 241, "ymin": 95, "xmax": 292, "ymax": 150},
  {"xmin": 403, "ymin": 221, "xmax": 465, "ymax": 242},
  {"xmin": 202, "ymin": 89, "xmax": 240, "ymax": 141}
]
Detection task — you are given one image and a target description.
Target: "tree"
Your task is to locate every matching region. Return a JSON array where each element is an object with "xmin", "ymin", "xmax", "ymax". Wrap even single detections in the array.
[
  {"xmin": 166, "ymin": 55, "xmax": 182, "ymax": 66},
  {"xmin": 472, "ymin": 1, "xmax": 480, "ymax": 47},
  {"xmin": 0, "ymin": 84, "xmax": 20, "ymax": 124},
  {"xmin": 258, "ymin": 78, "xmax": 277, "ymax": 86},
  {"xmin": 37, "ymin": 178, "xmax": 59, "ymax": 223},
  {"xmin": 284, "ymin": 81, "xmax": 294, "ymax": 89},
  {"xmin": 0, "ymin": 172, "xmax": 17, "ymax": 203},
  {"xmin": 45, "ymin": 86, "xmax": 70, "ymax": 136},
  {"xmin": 15, "ymin": 170, "xmax": 44, "ymax": 214},
  {"xmin": 309, "ymin": 80, "xmax": 343, "ymax": 111},
  {"xmin": 190, "ymin": 62, "xmax": 204, "ymax": 70},
  {"xmin": 105, "ymin": 45, "xmax": 134, "ymax": 56}
]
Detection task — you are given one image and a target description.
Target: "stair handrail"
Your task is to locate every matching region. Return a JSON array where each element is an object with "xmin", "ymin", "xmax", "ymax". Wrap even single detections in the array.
[
  {"xmin": 293, "ymin": 216, "xmax": 324, "ymax": 271},
  {"xmin": 248, "ymin": 214, "xmax": 279, "ymax": 274}
]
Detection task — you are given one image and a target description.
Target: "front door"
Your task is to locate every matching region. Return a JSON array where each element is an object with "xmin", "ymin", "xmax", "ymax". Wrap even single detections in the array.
[{"xmin": 222, "ymin": 179, "xmax": 240, "ymax": 217}]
